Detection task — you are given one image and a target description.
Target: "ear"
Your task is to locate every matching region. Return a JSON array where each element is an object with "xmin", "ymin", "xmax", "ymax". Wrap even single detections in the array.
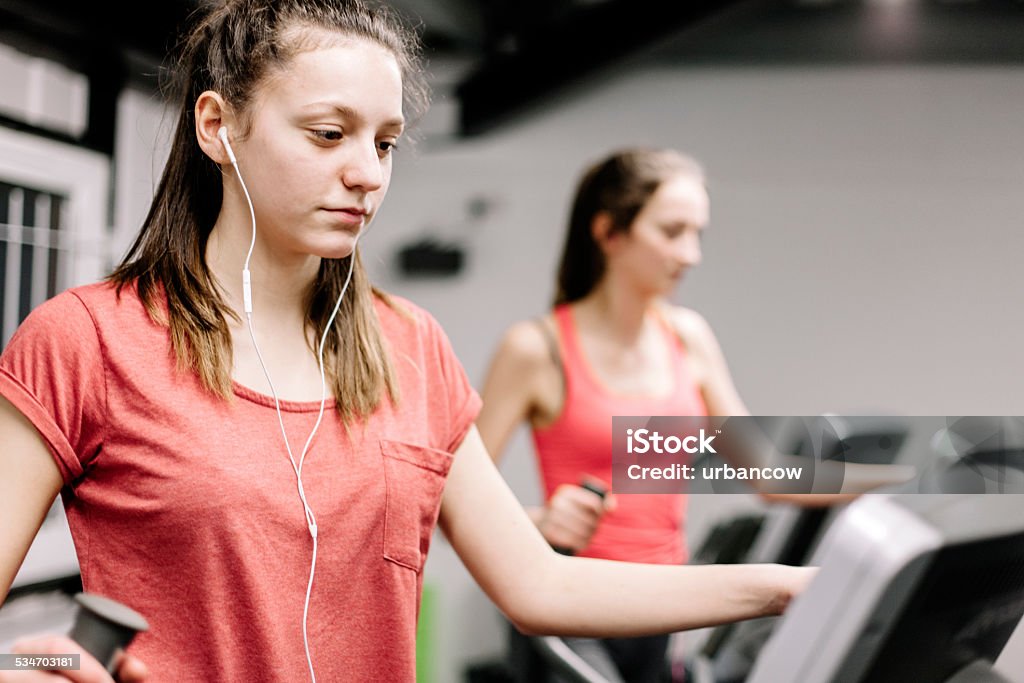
[
  {"xmin": 195, "ymin": 90, "xmax": 234, "ymax": 165},
  {"xmin": 590, "ymin": 211, "xmax": 622, "ymax": 256}
]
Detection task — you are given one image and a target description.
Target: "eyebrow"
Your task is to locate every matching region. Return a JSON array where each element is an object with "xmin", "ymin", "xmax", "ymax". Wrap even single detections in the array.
[
  {"xmin": 662, "ymin": 220, "xmax": 704, "ymax": 229},
  {"xmin": 301, "ymin": 102, "xmax": 405, "ymax": 130}
]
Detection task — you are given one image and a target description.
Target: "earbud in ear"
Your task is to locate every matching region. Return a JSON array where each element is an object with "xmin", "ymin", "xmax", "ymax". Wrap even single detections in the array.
[
  {"xmin": 217, "ymin": 126, "xmax": 237, "ymax": 164},
  {"xmin": 216, "ymin": 123, "xmax": 253, "ymax": 313}
]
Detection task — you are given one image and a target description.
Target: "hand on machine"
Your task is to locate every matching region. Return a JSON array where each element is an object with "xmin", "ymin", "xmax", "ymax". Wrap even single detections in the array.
[
  {"xmin": 538, "ymin": 477, "xmax": 615, "ymax": 556},
  {"xmin": 3, "ymin": 593, "xmax": 148, "ymax": 683}
]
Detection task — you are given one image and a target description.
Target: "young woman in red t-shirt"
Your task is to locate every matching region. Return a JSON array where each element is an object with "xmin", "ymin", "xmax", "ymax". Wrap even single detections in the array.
[{"xmin": 0, "ymin": 4, "xmax": 815, "ymax": 682}]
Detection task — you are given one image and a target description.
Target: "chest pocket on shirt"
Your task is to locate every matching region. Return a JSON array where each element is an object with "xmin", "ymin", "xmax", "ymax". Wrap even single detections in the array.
[{"xmin": 381, "ymin": 439, "xmax": 454, "ymax": 572}]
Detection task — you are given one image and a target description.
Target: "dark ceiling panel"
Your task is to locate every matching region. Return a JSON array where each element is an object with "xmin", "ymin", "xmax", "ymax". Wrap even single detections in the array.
[
  {"xmin": 642, "ymin": 0, "xmax": 1024, "ymax": 65},
  {"xmin": 455, "ymin": 0, "xmax": 1024, "ymax": 136},
  {"xmin": 1, "ymin": 0, "xmax": 1021, "ymax": 143},
  {"xmin": 455, "ymin": 0, "xmax": 749, "ymax": 137}
]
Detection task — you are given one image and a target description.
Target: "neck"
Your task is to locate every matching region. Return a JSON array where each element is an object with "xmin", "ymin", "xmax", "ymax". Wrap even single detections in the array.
[
  {"xmin": 576, "ymin": 279, "xmax": 660, "ymax": 346},
  {"xmin": 206, "ymin": 201, "xmax": 319, "ymax": 326}
]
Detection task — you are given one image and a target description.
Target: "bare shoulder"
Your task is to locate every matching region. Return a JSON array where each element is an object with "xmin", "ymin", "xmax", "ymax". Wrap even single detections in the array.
[
  {"xmin": 662, "ymin": 305, "xmax": 749, "ymax": 414},
  {"xmin": 663, "ymin": 305, "xmax": 717, "ymax": 353},
  {"xmin": 492, "ymin": 315, "xmax": 559, "ymax": 375},
  {"xmin": 483, "ymin": 315, "xmax": 563, "ymax": 426}
]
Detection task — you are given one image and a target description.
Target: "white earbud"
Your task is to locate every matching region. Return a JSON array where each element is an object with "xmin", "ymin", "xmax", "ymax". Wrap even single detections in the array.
[
  {"xmin": 218, "ymin": 125, "xmax": 253, "ymax": 314},
  {"xmin": 217, "ymin": 125, "xmax": 237, "ymax": 164}
]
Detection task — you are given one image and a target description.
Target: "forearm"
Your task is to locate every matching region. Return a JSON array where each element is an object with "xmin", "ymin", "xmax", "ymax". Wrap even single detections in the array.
[
  {"xmin": 834, "ymin": 462, "xmax": 917, "ymax": 494},
  {"xmin": 716, "ymin": 418, "xmax": 916, "ymax": 496},
  {"xmin": 444, "ymin": 428, "xmax": 811, "ymax": 640},
  {"xmin": 749, "ymin": 459, "xmax": 916, "ymax": 497},
  {"xmin": 513, "ymin": 555, "xmax": 805, "ymax": 637},
  {"xmin": 757, "ymin": 491, "xmax": 859, "ymax": 507}
]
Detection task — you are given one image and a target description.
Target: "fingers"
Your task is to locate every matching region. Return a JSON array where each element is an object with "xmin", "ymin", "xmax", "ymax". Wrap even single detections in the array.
[
  {"xmin": 577, "ymin": 475, "xmax": 616, "ymax": 512},
  {"xmin": 0, "ymin": 670, "xmax": 66, "ymax": 682},
  {"xmin": 791, "ymin": 566, "xmax": 818, "ymax": 597},
  {"xmin": 112, "ymin": 652, "xmax": 148, "ymax": 683},
  {"xmin": 8, "ymin": 635, "xmax": 113, "ymax": 682},
  {"xmin": 764, "ymin": 564, "xmax": 819, "ymax": 615},
  {"xmin": 539, "ymin": 482, "xmax": 613, "ymax": 551}
]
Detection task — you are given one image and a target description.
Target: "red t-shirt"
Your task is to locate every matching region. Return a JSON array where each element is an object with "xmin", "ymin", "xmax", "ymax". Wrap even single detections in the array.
[{"xmin": 0, "ymin": 281, "xmax": 481, "ymax": 682}]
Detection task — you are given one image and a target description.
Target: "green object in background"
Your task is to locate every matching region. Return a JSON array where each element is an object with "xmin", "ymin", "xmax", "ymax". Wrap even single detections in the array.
[{"xmin": 416, "ymin": 583, "xmax": 437, "ymax": 683}]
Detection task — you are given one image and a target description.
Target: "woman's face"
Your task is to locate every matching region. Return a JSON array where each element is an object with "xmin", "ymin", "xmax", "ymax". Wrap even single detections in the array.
[
  {"xmin": 230, "ymin": 36, "xmax": 404, "ymax": 261},
  {"xmin": 610, "ymin": 174, "xmax": 709, "ymax": 297}
]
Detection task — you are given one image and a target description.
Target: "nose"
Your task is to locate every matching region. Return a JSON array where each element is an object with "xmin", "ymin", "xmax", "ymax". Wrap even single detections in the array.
[
  {"xmin": 340, "ymin": 138, "xmax": 384, "ymax": 192},
  {"xmin": 676, "ymin": 232, "xmax": 702, "ymax": 268}
]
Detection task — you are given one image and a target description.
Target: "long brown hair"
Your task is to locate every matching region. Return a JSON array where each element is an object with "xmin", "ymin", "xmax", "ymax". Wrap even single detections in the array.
[
  {"xmin": 553, "ymin": 148, "xmax": 705, "ymax": 306},
  {"xmin": 109, "ymin": 0, "xmax": 429, "ymax": 422}
]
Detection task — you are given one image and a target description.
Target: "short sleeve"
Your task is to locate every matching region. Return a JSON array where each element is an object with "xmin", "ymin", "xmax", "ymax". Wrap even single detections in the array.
[
  {"xmin": 0, "ymin": 290, "xmax": 106, "ymax": 485},
  {"xmin": 421, "ymin": 313, "xmax": 482, "ymax": 454}
]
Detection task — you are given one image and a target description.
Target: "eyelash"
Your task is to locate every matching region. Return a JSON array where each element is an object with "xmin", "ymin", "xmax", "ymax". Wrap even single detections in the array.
[
  {"xmin": 312, "ymin": 129, "xmax": 343, "ymax": 142},
  {"xmin": 310, "ymin": 130, "xmax": 399, "ymax": 156}
]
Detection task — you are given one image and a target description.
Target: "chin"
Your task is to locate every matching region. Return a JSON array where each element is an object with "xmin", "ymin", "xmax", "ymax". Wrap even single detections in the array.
[
  {"xmin": 311, "ymin": 236, "xmax": 360, "ymax": 261},
  {"xmin": 656, "ymin": 283, "xmax": 680, "ymax": 299},
  {"xmin": 657, "ymin": 277, "xmax": 679, "ymax": 292}
]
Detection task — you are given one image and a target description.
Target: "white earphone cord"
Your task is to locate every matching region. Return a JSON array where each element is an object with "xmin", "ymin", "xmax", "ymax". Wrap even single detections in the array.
[{"xmin": 227, "ymin": 138, "xmax": 363, "ymax": 683}]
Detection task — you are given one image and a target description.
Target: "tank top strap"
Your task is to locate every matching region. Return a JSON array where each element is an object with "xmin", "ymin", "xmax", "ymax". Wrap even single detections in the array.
[
  {"xmin": 652, "ymin": 308, "xmax": 688, "ymax": 381},
  {"xmin": 552, "ymin": 304, "xmax": 590, "ymax": 394},
  {"xmin": 552, "ymin": 303, "xmax": 573, "ymax": 342},
  {"xmin": 652, "ymin": 307, "xmax": 707, "ymax": 414}
]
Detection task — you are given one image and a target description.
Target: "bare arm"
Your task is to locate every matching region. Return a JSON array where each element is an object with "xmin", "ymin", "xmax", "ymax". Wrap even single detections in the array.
[
  {"xmin": 0, "ymin": 394, "xmax": 63, "ymax": 599},
  {"xmin": 666, "ymin": 306, "xmax": 913, "ymax": 505},
  {"xmin": 0, "ymin": 395, "xmax": 148, "ymax": 682},
  {"xmin": 438, "ymin": 425, "xmax": 813, "ymax": 637},
  {"xmin": 476, "ymin": 321, "xmax": 611, "ymax": 549},
  {"xmin": 476, "ymin": 321, "xmax": 551, "ymax": 464}
]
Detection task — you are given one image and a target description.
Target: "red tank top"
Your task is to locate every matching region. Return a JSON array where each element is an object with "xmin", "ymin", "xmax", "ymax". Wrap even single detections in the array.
[{"xmin": 532, "ymin": 304, "xmax": 707, "ymax": 564}]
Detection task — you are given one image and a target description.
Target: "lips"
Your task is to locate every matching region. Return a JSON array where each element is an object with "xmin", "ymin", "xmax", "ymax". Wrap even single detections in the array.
[{"xmin": 322, "ymin": 206, "xmax": 368, "ymax": 225}]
